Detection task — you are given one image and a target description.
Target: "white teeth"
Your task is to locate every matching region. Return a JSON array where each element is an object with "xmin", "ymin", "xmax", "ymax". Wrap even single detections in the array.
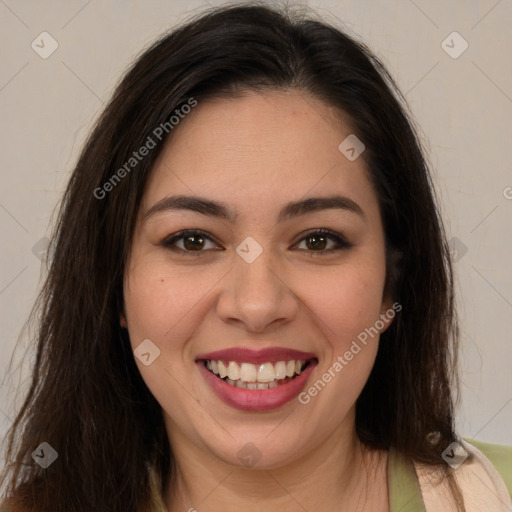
[
  {"xmin": 257, "ymin": 362, "xmax": 275, "ymax": 382},
  {"xmin": 224, "ymin": 380, "xmax": 272, "ymax": 390},
  {"xmin": 218, "ymin": 361, "xmax": 228, "ymax": 378},
  {"xmin": 221, "ymin": 372, "xmax": 303, "ymax": 390},
  {"xmin": 274, "ymin": 361, "xmax": 287, "ymax": 379},
  {"xmin": 240, "ymin": 362, "xmax": 257, "ymax": 382},
  {"xmin": 227, "ymin": 361, "xmax": 240, "ymax": 380},
  {"xmin": 205, "ymin": 359, "xmax": 309, "ymax": 386}
]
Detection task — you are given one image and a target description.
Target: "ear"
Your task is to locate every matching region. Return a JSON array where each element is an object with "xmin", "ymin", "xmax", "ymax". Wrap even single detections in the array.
[
  {"xmin": 379, "ymin": 246, "xmax": 403, "ymax": 334},
  {"xmin": 377, "ymin": 295, "xmax": 397, "ymax": 335},
  {"xmin": 120, "ymin": 312, "xmax": 128, "ymax": 328}
]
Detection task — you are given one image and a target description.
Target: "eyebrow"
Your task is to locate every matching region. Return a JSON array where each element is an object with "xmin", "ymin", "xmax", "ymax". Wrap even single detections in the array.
[{"xmin": 143, "ymin": 194, "xmax": 365, "ymax": 223}]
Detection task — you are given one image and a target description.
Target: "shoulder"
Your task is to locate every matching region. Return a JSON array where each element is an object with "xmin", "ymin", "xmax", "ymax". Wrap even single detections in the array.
[
  {"xmin": 463, "ymin": 438, "xmax": 512, "ymax": 497},
  {"xmin": 413, "ymin": 439, "xmax": 512, "ymax": 512}
]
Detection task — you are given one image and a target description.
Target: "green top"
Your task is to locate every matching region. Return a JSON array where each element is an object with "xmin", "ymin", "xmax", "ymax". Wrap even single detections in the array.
[
  {"xmin": 1, "ymin": 439, "xmax": 510, "ymax": 511},
  {"xmin": 388, "ymin": 438, "xmax": 512, "ymax": 511}
]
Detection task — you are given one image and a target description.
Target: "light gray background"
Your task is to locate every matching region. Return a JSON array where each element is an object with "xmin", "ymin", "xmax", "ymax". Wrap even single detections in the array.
[{"xmin": 0, "ymin": 0, "xmax": 511, "ymax": 449}]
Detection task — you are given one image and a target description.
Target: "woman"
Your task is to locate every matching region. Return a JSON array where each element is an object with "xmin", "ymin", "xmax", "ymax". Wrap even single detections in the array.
[{"xmin": 1, "ymin": 3, "xmax": 510, "ymax": 511}]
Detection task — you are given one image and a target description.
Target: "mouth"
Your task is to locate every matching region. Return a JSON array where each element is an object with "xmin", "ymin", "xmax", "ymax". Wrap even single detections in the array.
[
  {"xmin": 195, "ymin": 348, "xmax": 318, "ymax": 411},
  {"xmin": 202, "ymin": 359, "xmax": 314, "ymax": 390}
]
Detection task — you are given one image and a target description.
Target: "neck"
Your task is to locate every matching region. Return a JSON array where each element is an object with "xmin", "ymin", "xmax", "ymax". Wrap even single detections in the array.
[{"xmin": 163, "ymin": 414, "xmax": 388, "ymax": 511}]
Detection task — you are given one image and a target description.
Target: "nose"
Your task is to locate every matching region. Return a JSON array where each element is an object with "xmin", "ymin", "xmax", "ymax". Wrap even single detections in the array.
[{"xmin": 216, "ymin": 246, "xmax": 299, "ymax": 333}]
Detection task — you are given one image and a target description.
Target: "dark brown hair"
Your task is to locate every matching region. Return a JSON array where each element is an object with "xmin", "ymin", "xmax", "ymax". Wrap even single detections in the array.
[{"xmin": 1, "ymin": 2, "xmax": 462, "ymax": 510}]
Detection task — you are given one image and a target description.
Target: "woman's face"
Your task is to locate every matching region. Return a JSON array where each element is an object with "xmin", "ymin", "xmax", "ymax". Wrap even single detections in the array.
[{"xmin": 122, "ymin": 90, "xmax": 393, "ymax": 469}]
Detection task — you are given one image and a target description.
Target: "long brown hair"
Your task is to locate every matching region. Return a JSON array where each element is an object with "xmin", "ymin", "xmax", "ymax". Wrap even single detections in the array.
[{"xmin": 1, "ymin": 3, "xmax": 463, "ymax": 510}]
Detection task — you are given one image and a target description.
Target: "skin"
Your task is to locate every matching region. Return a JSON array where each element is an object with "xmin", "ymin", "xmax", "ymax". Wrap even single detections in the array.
[{"xmin": 122, "ymin": 90, "xmax": 394, "ymax": 511}]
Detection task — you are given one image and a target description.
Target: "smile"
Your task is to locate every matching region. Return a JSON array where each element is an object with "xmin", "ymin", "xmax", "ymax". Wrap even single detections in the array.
[
  {"xmin": 196, "ymin": 347, "xmax": 317, "ymax": 411},
  {"xmin": 204, "ymin": 359, "xmax": 310, "ymax": 390}
]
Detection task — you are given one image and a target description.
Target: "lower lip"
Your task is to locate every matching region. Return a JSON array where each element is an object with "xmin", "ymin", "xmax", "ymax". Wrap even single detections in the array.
[{"xmin": 198, "ymin": 360, "xmax": 317, "ymax": 412}]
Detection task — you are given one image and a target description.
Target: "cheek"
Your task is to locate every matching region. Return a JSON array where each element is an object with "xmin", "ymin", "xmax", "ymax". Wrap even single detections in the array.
[
  {"xmin": 123, "ymin": 257, "xmax": 215, "ymax": 343},
  {"xmin": 294, "ymin": 265, "xmax": 386, "ymax": 421},
  {"xmin": 296, "ymin": 260, "xmax": 387, "ymax": 350},
  {"xmin": 122, "ymin": 259, "xmax": 213, "ymax": 421}
]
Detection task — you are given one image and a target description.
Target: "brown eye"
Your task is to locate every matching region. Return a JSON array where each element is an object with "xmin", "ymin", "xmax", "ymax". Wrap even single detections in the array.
[
  {"xmin": 294, "ymin": 229, "xmax": 352, "ymax": 254},
  {"xmin": 181, "ymin": 233, "xmax": 205, "ymax": 251},
  {"xmin": 161, "ymin": 230, "xmax": 219, "ymax": 255},
  {"xmin": 303, "ymin": 233, "xmax": 329, "ymax": 251},
  {"xmin": 161, "ymin": 228, "xmax": 352, "ymax": 257}
]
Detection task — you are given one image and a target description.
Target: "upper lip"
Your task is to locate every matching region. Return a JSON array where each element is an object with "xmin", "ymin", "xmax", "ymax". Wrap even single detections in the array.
[{"xmin": 196, "ymin": 347, "xmax": 317, "ymax": 365}]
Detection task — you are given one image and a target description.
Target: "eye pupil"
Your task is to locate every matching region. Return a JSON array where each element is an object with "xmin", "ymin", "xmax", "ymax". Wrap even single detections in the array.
[
  {"xmin": 307, "ymin": 235, "xmax": 327, "ymax": 250},
  {"xmin": 184, "ymin": 234, "xmax": 204, "ymax": 250}
]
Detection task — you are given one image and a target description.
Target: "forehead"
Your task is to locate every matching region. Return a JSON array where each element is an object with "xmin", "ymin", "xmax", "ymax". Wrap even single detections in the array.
[
  {"xmin": 156, "ymin": 90, "xmax": 351, "ymax": 165},
  {"xmin": 142, "ymin": 90, "xmax": 378, "ymax": 222}
]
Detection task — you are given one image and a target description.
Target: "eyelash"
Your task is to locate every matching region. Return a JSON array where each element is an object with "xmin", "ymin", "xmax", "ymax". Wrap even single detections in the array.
[{"xmin": 160, "ymin": 228, "xmax": 352, "ymax": 257}]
